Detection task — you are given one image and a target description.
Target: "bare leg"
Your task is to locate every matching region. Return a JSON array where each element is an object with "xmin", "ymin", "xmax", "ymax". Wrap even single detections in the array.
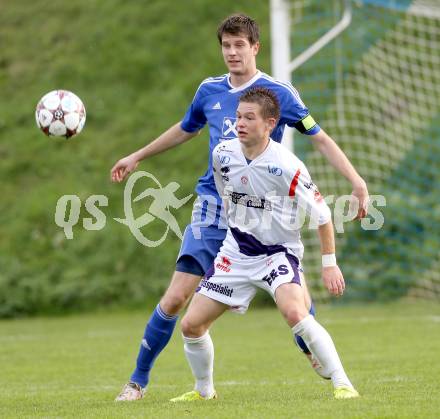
[
  {"xmin": 160, "ymin": 270, "xmax": 203, "ymax": 316},
  {"xmin": 181, "ymin": 292, "xmax": 229, "ymax": 337}
]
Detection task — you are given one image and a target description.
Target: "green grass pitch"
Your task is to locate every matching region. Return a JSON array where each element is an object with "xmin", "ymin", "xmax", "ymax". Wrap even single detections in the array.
[{"xmin": 1, "ymin": 301, "xmax": 439, "ymax": 418}]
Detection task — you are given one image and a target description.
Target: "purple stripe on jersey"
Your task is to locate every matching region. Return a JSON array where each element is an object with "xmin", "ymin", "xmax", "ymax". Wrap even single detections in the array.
[
  {"xmin": 230, "ymin": 227, "xmax": 287, "ymax": 257},
  {"xmin": 204, "ymin": 263, "xmax": 215, "ymax": 280},
  {"xmin": 285, "ymin": 253, "xmax": 301, "ymax": 286}
]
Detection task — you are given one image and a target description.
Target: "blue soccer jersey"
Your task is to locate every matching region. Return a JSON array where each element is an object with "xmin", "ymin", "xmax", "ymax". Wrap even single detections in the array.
[{"xmin": 180, "ymin": 70, "xmax": 320, "ymax": 201}]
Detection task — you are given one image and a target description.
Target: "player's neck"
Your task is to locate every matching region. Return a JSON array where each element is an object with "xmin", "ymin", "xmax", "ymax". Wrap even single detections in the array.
[
  {"xmin": 241, "ymin": 137, "xmax": 270, "ymax": 160},
  {"xmin": 229, "ymin": 68, "xmax": 259, "ymax": 88}
]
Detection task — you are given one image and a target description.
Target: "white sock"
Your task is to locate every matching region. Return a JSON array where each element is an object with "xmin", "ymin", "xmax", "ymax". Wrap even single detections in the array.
[
  {"xmin": 292, "ymin": 315, "xmax": 353, "ymax": 389},
  {"xmin": 183, "ymin": 331, "xmax": 215, "ymax": 397}
]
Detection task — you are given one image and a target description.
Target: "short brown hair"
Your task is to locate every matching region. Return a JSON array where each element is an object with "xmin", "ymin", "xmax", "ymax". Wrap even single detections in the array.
[
  {"xmin": 217, "ymin": 14, "xmax": 260, "ymax": 45},
  {"xmin": 239, "ymin": 87, "xmax": 280, "ymax": 122}
]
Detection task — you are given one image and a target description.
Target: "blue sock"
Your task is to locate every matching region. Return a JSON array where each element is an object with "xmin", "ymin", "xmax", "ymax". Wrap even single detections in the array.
[
  {"xmin": 130, "ymin": 305, "xmax": 178, "ymax": 388},
  {"xmin": 294, "ymin": 301, "xmax": 316, "ymax": 355}
]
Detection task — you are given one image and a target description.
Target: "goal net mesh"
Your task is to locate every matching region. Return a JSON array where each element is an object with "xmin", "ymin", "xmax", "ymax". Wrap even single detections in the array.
[{"xmin": 286, "ymin": 0, "xmax": 440, "ymax": 300}]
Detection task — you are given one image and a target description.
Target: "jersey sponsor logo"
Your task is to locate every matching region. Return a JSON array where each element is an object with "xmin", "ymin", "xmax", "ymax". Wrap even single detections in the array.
[
  {"xmin": 219, "ymin": 155, "xmax": 231, "ymax": 165},
  {"xmin": 261, "ymin": 264, "xmax": 289, "ymax": 286},
  {"xmin": 220, "ymin": 166, "xmax": 230, "ymax": 182},
  {"xmin": 217, "ymin": 143, "xmax": 234, "ymax": 151},
  {"xmin": 222, "ymin": 117, "xmax": 238, "ymax": 138},
  {"xmin": 199, "ymin": 278, "xmax": 234, "ymax": 297},
  {"xmin": 229, "ymin": 191, "xmax": 272, "ymax": 211},
  {"xmin": 241, "ymin": 176, "xmax": 248, "ymax": 185},
  {"xmin": 302, "ymin": 178, "xmax": 323, "ymax": 202},
  {"xmin": 215, "ymin": 255, "xmax": 232, "ymax": 272},
  {"xmin": 268, "ymin": 165, "xmax": 283, "ymax": 176},
  {"xmin": 212, "ymin": 102, "xmax": 222, "ymax": 110}
]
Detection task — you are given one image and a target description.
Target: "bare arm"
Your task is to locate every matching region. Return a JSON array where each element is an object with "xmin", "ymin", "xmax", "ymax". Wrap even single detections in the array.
[
  {"xmin": 318, "ymin": 220, "xmax": 345, "ymax": 296},
  {"xmin": 311, "ymin": 129, "xmax": 369, "ymax": 219},
  {"xmin": 111, "ymin": 121, "xmax": 199, "ymax": 182}
]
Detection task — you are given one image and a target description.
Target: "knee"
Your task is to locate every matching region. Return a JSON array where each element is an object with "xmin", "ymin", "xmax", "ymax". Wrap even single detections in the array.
[
  {"xmin": 160, "ymin": 271, "xmax": 201, "ymax": 315},
  {"xmin": 284, "ymin": 306, "xmax": 309, "ymax": 327},
  {"xmin": 181, "ymin": 316, "xmax": 206, "ymax": 338},
  {"xmin": 160, "ymin": 290, "xmax": 188, "ymax": 315}
]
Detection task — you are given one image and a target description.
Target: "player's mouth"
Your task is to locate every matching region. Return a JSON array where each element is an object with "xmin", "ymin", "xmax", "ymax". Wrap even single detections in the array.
[{"xmin": 238, "ymin": 130, "xmax": 247, "ymax": 137}]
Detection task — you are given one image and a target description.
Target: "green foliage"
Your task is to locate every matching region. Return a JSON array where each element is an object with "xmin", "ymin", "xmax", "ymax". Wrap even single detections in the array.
[
  {"xmin": 342, "ymin": 120, "xmax": 440, "ymax": 300},
  {"xmin": 286, "ymin": 0, "xmax": 440, "ymax": 301},
  {"xmin": 0, "ymin": 0, "xmax": 271, "ymax": 317}
]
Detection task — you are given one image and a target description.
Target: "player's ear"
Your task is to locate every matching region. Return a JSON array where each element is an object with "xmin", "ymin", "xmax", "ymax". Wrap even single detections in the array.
[
  {"xmin": 267, "ymin": 117, "xmax": 277, "ymax": 131},
  {"xmin": 252, "ymin": 41, "xmax": 260, "ymax": 56}
]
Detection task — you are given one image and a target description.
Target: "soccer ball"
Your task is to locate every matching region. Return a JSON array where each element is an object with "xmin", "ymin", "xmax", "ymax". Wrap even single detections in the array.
[{"xmin": 35, "ymin": 90, "xmax": 86, "ymax": 138}]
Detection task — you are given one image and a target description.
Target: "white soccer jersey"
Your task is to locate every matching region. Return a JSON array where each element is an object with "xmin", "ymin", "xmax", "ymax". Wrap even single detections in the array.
[{"xmin": 212, "ymin": 138, "xmax": 331, "ymax": 261}]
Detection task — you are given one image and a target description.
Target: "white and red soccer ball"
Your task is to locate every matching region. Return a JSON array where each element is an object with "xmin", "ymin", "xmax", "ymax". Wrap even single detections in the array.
[{"xmin": 35, "ymin": 90, "xmax": 86, "ymax": 138}]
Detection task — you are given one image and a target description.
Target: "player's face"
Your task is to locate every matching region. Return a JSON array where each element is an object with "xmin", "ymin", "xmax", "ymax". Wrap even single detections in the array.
[
  {"xmin": 236, "ymin": 102, "xmax": 275, "ymax": 147},
  {"xmin": 221, "ymin": 33, "xmax": 259, "ymax": 76}
]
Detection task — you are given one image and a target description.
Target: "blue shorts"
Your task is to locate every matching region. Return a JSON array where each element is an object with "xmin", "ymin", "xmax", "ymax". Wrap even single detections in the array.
[
  {"xmin": 176, "ymin": 225, "xmax": 226, "ymax": 276},
  {"xmin": 176, "ymin": 195, "xmax": 227, "ymax": 276}
]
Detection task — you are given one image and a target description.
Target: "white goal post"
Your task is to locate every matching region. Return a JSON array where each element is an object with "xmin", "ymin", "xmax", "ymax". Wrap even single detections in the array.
[{"xmin": 270, "ymin": 0, "xmax": 353, "ymax": 150}]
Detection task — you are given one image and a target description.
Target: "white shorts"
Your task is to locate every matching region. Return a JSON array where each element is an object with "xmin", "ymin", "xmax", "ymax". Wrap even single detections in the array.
[{"xmin": 196, "ymin": 251, "xmax": 302, "ymax": 314}]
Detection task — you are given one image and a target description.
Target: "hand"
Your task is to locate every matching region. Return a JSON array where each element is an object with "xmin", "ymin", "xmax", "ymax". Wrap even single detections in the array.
[
  {"xmin": 322, "ymin": 265, "xmax": 345, "ymax": 296},
  {"xmin": 110, "ymin": 154, "xmax": 139, "ymax": 183},
  {"xmin": 350, "ymin": 178, "xmax": 369, "ymax": 220}
]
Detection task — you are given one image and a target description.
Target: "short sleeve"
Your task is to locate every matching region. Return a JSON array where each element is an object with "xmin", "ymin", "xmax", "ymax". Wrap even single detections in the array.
[
  {"xmin": 278, "ymin": 82, "xmax": 320, "ymax": 135},
  {"xmin": 180, "ymin": 83, "xmax": 207, "ymax": 133},
  {"xmin": 284, "ymin": 163, "xmax": 331, "ymax": 225}
]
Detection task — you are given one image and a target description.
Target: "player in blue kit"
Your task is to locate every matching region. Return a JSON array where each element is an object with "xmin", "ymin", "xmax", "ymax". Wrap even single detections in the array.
[{"xmin": 111, "ymin": 14, "xmax": 368, "ymax": 401}]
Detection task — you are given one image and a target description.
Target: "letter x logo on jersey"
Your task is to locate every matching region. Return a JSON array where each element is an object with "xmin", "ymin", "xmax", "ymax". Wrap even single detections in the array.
[{"xmin": 222, "ymin": 117, "xmax": 237, "ymax": 138}]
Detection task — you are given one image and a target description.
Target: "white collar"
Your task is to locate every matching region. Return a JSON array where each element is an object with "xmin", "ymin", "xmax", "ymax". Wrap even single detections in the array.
[{"xmin": 228, "ymin": 70, "xmax": 262, "ymax": 93}]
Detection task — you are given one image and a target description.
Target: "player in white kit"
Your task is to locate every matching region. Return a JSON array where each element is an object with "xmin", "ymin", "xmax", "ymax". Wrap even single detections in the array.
[{"xmin": 170, "ymin": 87, "xmax": 360, "ymax": 402}]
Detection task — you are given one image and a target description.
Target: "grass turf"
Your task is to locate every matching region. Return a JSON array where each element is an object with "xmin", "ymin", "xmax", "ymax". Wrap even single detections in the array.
[{"xmin": 1, "ymin": 301, "xmax": 439, "ymax": 418}]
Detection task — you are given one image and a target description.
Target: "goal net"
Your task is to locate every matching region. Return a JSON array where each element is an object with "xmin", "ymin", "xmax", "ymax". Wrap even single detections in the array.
[{"xmin": 281, "ymin": 0, "xmax": 440, "ymax": 300}]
